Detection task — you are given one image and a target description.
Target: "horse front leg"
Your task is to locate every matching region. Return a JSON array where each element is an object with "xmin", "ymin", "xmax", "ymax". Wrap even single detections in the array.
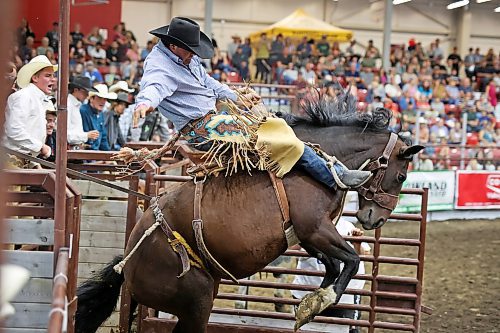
[
  {"xmin": 294, "ymin": 244, "xmax": 343, "ymax": 331},
  {"xmin": 294, "ymin": 218, "xmax": 360, "ymax": 331},
  {"xmin": 301, "ymin": 244, "xmax": 341, "ymax": 289}
]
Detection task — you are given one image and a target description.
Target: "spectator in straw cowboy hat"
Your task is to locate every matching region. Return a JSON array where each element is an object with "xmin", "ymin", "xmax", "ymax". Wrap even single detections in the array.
[
  {"xmin": 80, "ymin": 84, "xmax": 117, "ymax": 151},
  {"xmin": 68, "ymin": 76, "xmax": 100, "ymax": 149},
  {"xmin": 3, "ymin": 55, "xmax": 57, "ymax": 168}
]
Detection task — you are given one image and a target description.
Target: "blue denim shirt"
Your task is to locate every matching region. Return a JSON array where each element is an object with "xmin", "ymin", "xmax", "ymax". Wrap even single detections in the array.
[
  {"xmin": 135, "ymin": 41, "xmax": 238, "ymax": 130},
  {"xmin": 80, "ymin": 103, "xmax": 111, "ymax": 151}
]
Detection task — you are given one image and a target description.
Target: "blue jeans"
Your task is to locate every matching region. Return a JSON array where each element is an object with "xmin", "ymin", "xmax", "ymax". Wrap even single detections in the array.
[{"xmin": 296, "ymin": 145, "xmax": 344, "ymax": 189}]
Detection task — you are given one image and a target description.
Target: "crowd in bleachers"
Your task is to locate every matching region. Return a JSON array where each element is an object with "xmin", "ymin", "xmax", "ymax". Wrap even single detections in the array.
[
  {"xmin": 6, "ymin": 18, "xmax": 500, "ymax": 171},
  {"xmin": 219, "ymin": 33, "xmax": 499, "ymax": 170}
]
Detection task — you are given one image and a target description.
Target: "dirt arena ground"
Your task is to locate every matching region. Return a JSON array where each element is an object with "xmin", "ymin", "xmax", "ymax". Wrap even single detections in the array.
[
  {"xmin": 384, "ymin": 219, "xmax": 500, "ymax": 333},
  {"xmin": 217, "ymin": 219, "xmax": 500, "ymax": 332}
]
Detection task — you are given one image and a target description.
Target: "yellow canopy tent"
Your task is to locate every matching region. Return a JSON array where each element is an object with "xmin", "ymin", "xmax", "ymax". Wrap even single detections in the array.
[{"xmin": 249, "ymin": 8, "xmax": 353, "ymax": 43}]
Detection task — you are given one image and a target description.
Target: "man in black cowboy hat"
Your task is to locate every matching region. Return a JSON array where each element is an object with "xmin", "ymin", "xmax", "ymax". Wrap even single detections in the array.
[
  {"xmin": 133, "ymin": 17, "xmax": 371, "ymax": 189},
  {"xmin": 68, "ymin": 76, "xmax": 100, "ymax": 149}
]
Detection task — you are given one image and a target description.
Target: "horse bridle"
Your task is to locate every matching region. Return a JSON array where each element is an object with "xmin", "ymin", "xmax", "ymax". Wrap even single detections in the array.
[{"xmin": 356, "ymin": 132, "xmax": 400, "ymax": 211}]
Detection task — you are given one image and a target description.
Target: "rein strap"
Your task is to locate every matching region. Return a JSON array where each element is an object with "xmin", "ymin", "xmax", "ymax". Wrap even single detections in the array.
[{"xmin": 357, "ymin": 133, "xmax": 400, "ymax": 211}]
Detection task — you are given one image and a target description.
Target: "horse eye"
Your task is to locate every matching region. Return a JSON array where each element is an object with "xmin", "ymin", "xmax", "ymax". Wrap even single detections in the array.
[{"xmin": 397, "ymin": 174, "xmax": 406, "ymax": 183}]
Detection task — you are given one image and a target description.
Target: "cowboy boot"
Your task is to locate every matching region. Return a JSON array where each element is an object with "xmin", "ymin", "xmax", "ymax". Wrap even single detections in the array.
[
  {"xmin": 297, "ymin": 145, "xmax": 371, "ymax": 190},
  {"xmin": 331, "ymin": 163, "xmax": 371, "ymax": 188}
]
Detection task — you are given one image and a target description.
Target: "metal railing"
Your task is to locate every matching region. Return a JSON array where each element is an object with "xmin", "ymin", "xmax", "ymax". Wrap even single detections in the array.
[
  {"xmin": 135, "ymin": 165, "xmax": 430, "ymax": 332},
  {"xmin": 207, "ymin": 188, "xmax": 430, "ymax": 332},
  {"xmin": 48, "ymin": 248, "xmax": 70, "ymax": 333},
  {"xmin": 229, "ymin": 82, "xmax": 299, "ymax": 114}
]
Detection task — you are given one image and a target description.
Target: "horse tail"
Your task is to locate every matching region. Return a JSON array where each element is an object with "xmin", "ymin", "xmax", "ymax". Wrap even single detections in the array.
[{"xmin": 75, "ymin": 255, "xmax": 125, "ymax": 333}]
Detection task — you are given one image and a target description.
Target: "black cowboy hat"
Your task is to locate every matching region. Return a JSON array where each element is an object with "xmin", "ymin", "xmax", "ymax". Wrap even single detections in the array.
[
  {"xmin": 69, "ymin": 76, "xmax": 97, "ymax": 92},
  {"xmin": 116, "ymin": 92, "xmax": 133, "ymax": 105},
  {"xmin": 149, "ymin": 17, "xmax": 214, "ymax": 59}
]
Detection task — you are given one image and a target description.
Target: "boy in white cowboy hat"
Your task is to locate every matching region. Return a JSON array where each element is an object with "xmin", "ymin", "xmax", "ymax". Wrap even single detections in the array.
[
  {"xmin": 80, "ymin": 84, "xmax": 117, "ymax": 151},
  {"xmin": 67, "ymin": 76, "xmax": 100, "ymax": 149},
  {"xmin": 3, "ymin": 55, "xmax": 57, "ymax": 168},
  {"xmin": 132, "ymin": 17, "xmax": 370, "ymax": 188},
  {"xmin": 43, "ymin": 98, "xmax": 58, "ymax": 162}
]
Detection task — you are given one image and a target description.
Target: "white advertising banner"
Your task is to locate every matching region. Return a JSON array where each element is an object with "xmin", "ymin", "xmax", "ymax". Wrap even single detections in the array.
[{"xmin": 395, "ymin": 171, "xmax": 455, "ymax": 213}]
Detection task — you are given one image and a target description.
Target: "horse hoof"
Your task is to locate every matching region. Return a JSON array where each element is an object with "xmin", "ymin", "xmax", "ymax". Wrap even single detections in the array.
[{"xmin": 294, "ymin": 287, "xmax": 336, "ymax": 331}]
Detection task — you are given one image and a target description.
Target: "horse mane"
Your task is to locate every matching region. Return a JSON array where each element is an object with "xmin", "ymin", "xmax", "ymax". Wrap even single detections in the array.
[{"xmin": 278, "ymin": 89, "xmax": 392, "ymax": 133}]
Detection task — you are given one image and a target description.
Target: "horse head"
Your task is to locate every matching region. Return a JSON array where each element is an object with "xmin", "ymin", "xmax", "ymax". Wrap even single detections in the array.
[
  {"xmin": 280, "ymin": 91, "xmax": 424, "ymax": 230},
  {"xmin": 355, "ymin": 135, "xmax": 424, "ymax": 230}
]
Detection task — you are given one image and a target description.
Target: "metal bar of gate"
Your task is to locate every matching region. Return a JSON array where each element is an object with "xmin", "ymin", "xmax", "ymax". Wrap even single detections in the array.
[
  {"xmin": 142, "ymin": 174, "xmax": 427, "ymax": 332},
  {"xmin": 48, "ymin": 248, "xmax": 70, "ymax": 333},
  {"xmin": 414, "ymin": 188, "xmax": 429, "ymax": 332}
]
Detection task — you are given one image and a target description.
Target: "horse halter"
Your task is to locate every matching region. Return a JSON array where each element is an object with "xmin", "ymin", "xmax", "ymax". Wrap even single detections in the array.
[{"xmin": 356, "ymin": 132, "xmax": 400, "ymax": 211}]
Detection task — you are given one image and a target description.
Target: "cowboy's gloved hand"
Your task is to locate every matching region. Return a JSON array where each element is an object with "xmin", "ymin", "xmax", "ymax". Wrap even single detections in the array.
[
  {"xmin": 236, "ymin": 92, "xmax": 261, "ymax": 109},
  {"xmin": 133, "ymin": 104, "xmax": 153, "ymax": 128}
]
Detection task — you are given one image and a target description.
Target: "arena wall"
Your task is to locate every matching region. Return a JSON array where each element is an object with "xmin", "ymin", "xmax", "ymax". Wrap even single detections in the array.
[
  {"xmin": 122, "ymin": 0, "xmax": 500, "ymax": 55},
  {"xmin": 16, "ymin": 0, "xmax": 122, "ymax": 43}
]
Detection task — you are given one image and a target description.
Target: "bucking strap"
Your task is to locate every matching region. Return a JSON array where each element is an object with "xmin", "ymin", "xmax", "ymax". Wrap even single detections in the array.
[{"xmin": 150, "ymin": 197, "xmax": 191, "ymax": 277}]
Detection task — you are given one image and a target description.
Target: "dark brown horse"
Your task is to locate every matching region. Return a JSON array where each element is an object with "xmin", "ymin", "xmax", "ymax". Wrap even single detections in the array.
[{"xmin": 75, "ymin": 95, "xmax": 423, "ymax": 333}]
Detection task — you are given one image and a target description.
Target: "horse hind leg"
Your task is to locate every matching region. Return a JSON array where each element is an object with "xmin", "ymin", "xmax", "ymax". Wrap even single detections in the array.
[
  {"xmin": 172, "ymin": 297, "xmax": 214, "ymax": 333},
  {"xmin": 171, "ymin": 273, "xmax": 217, "ymax": 333}
]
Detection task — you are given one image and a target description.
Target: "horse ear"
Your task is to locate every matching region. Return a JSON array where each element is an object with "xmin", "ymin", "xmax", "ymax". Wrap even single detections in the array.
[{"xmin": 398, "ymin": 145, "xmax": 425, "ymax": 159}]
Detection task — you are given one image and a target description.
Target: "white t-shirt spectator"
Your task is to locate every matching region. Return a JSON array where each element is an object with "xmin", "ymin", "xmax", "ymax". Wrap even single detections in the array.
[
  {"xmin": 419, "ymin": 158, "xmax": 434, "ymax": 171},
  {"xmin": 89, "ymin": 48, "xmax": 106, "ymax": 61},
  {"xmin": 292, "ymin": 218, "xmax": 370, "ymax": 305}
]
